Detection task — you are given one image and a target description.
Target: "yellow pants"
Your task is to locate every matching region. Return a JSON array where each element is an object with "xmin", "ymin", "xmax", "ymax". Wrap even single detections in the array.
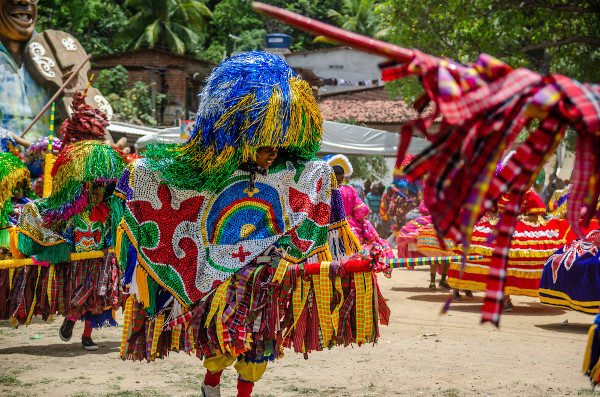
[{"xmin": 203, "ymin": 354, "xmax": 268, "ymax": 383}]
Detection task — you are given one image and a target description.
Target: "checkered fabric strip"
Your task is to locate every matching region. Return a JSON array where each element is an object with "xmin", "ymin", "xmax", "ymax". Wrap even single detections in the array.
[
  {"xmin": 306, "ymin": 293, "xmax": 323, "ymax": 351},
  {"xmin": 338, "ymin": 288, "xmax": 355, "ymax": 345},
  {"xmin": 551, "ymin": 77, "xmax": 600, "ymax": 237},
  {"xmin": 313, "ymin": 263, "xmax": 334, "ymax": 346}
]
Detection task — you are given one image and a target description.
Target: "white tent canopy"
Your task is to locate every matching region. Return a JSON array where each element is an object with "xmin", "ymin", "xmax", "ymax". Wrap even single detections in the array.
[{"xmin": 135, "ymin": 120, "xmax": 429, "ymax": 156}]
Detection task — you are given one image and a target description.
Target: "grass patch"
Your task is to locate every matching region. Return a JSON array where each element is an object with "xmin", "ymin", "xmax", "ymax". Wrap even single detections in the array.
[
  {"xmin": 284, "ymin": 385, "xmax": 319, "ymax": 394},
  {"xmin": 442, "ymin": 388, "xmax": 460, "ymax": 397},
  {"xmin": 0, "ymin": 374, "xmax": 21, "ymax": 386},
  {"xmin": 104, "ymin": 390, "xmax": 169, "ymax": 397},
  {"xmin": 578, "ymin": 389, "xmax": 600, "ymax": 396}
]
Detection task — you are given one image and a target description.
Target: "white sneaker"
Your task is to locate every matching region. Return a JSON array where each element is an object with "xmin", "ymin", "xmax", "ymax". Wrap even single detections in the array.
[{"xmin": 201, "ymin": 382, "xmax": 221, "ymax": 397}]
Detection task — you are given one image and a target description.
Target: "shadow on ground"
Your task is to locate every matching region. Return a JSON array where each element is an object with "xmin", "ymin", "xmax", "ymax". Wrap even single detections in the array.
[
  {"xmin": 0, "ymin": 341, "xmax": 121, "ymax": 357},
  {"xmin": 535, "ymin": 322, "xmax": 591, "ymax": 335}
]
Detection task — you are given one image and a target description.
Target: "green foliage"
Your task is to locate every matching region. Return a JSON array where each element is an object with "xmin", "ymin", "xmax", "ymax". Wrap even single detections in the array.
[
  {"xmin": 381, "ymin": 0, "xmax": 600, "ymax": 83},
  {"xmin": 348, "ymin": 155, "xmax": 388, "ymax": 181},
  {"xmin": 197, "ymin": 43, "xmax": 226, "ymax": 64},
  {"xmin": 206, "ymin": 0, "xmax": 342, "ymax": 55},
  {"xmin": 95, "ymin": 65, "xmax": 129, "ymax": 97},
  {"xmin": 118, "ymin": 0, "xmax": 213, "ymax": 55},
  {"xmin": 37, "ymin": 0, "xmax": 130, "ymax": 54},
  {"xmin": 325, "ymin": 0, "xmax": 388, "ymax": 38},
  {"xmin": 108, "ymin": 81, "xmax": 166, "ymax": 126}
]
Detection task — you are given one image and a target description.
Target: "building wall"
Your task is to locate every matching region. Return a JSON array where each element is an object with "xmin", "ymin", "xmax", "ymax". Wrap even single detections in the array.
[
  {"xmin": 91, "ymin": 50, "xmax": 211, "ymax": 125},
  {"xmin": 284, "ymin": 47, "xmax": 386, "ymax": 95}
]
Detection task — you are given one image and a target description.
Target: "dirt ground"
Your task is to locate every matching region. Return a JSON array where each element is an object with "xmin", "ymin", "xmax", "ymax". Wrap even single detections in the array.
[{"xmin": 1, "ymin": 266, "xmax": 599, "ymax": 397}]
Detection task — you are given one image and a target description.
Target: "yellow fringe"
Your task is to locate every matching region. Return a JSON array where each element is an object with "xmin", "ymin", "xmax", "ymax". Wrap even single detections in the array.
[
  {"xmin": 47, "ymin": 264, "xmax": 55, "ymax": 321},
  {"xmin": 25, "ymin": 268, "xmax": 42, "ymax": 326},
  {"xmin": 8, "ymin": 227, "xmax": 25, "ymax": 259},
  {"xmin": 43, "ymin": 153, "xmax": 55, "ymax": 198},
  {"xmin": 204, "ymin": 280, "xmax": 230, "ymax": 353},
  {"xmin": 135, "ymin": 266, "xmax": 150, "ymax": 308},
  {"xmin": 0, "ymin": 167, "xmax": 30, "ymax": 214},
  {"xmin": 332, "ymin": 274, "xmax": 343, "ymax": 335}
]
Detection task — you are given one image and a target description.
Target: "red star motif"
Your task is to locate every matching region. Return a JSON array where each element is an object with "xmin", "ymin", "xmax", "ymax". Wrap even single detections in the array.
[
  {"xmin": 232, "ymin": 245, "xmax": 252, "ymax": 262},
  {"xmin": 129, "ymin": 184, "xmax": 204, "ymax": 299}
]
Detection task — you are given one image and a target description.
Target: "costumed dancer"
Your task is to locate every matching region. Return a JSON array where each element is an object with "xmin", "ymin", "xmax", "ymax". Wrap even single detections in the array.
[
  {"xmin": 446, "ymin": 187, "xmax": 569, "ymax": 310},
  {"xmin": 393, "ymin": 201, "xmax": 460, "ymax": 291},
  {"xmin": 112, "ymin": 52, "xmax": 389, "ymax": 397},
  {"xmin": 8, "ymin": 141, "xmax": 125, "ymax": 350},
  {"xmin": 380, "ymin": 154, "xmax": 420, "ymax": 236},
  {"xmin": 0, "ymin": 152, "xmax": 33, "ymax": 258},
  {"xmin": 538, "ymin": 186, "xmax": 600, "ymax": 313},
  {"xmin": 325, "ymin": 154, "xmax": 395, "ymax": 259}
]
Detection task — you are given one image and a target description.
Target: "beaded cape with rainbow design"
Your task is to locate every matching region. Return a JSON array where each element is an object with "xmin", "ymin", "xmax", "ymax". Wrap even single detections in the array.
[{"xmin": 114, "ymin": 52, "xmax": 359, "ymax": 312}]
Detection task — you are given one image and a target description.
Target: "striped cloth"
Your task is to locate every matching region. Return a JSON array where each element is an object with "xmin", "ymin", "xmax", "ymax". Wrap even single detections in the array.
[{"xmin": 381, "ymin": 50, "xmax": 600, "ymax": 326}]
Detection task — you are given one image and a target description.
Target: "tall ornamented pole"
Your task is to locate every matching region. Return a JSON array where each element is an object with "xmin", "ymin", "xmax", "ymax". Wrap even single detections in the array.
[
  {"xmin": 43, "ymin": 102, "xmax": 56, "ymax": 198},
  {"xmin": 83, "ymin": 73, "xmax": 94, "ymax": 98}
]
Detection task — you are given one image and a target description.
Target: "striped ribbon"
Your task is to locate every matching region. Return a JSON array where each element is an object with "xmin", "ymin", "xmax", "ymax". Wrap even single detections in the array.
[
  {"xmin": 120, "ymin": 295, "xmax": 135, "ymax": 358},
  {"xmin": 354, "ymin": 272, "xmax": 367, "ymax": 343},
  {"xmin": 151, "ymin": 314, "xmax": 164, "ymax": 357},
  {"xmin": 312, "ymin": 262, "xmax": 334, "ymax": 346},
  {"xmin": 384, "ymin": 255, "xmax": 483, "ymax": 269}
]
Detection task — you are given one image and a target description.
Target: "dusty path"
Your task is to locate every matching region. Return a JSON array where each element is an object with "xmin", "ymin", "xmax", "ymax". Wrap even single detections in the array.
[{"xmin": 0, "ymin": 266, "xmax": 598, "ymax": 397}]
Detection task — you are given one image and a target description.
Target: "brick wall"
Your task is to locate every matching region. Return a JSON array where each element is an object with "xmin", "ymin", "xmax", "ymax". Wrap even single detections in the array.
[{"xmin": 91, "ymin": 49, "xmax": 213, "ymax": 125}]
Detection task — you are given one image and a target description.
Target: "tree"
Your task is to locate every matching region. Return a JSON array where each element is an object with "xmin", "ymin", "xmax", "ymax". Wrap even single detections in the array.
[
  {"xmin": 323, "ymin": 0, "xmax": 389, "ymax": 39},
  {"xmin": 205, "ymin": 0, "xmax": 343, "ymax": 55},
  {"xmin": 381, "ymin": 0, "xmax": 600, "ymax": 83},
  {"xmin": 96, "ymin": 67, "xmax": 166, "ymax": 126},
  {"xmin": 36, "ymin": 0, "xmax": 130, "ymax": 54},
  {"xmin": 117, "ymin": 0, "xmax": 213, "ymax": 55}
]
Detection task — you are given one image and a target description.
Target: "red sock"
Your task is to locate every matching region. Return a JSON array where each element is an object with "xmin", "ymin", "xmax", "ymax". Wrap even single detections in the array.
[
  {"xmin": 82, "ymin": 321, "xmax": 93, "ymax": 338},
  {"xmin": 204, "ymin": 370, "xmax": 223, "ymax": 387},
  {"xmin": 237, "ymin": 377, "xmax": 254, "ymax": 397}
]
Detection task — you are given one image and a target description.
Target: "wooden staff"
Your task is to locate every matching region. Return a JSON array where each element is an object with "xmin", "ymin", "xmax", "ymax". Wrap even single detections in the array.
[
  {"xmin": 20, "ymin": 52, "xmax": 94, "ymax": 138},
  {"xmin": 252, "ymin": 2, "xmax": 413, "ymax": 63}
]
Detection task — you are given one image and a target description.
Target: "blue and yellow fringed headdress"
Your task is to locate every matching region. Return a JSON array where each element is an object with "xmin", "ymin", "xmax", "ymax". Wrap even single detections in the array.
[
  {"xmin": 37, "ymin": 141, "xmax": 125, "ymax": 231},
  {"xmin": 145, "ymin": 51, "xmax": 322, "ymax": 191},
  {"xmin": 0, "ymin": 152, "xmax": 31, "ymax": 227}
]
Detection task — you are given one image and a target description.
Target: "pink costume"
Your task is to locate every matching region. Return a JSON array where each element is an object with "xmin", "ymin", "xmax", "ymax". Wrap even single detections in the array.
[{"xmin": 339, "ymin": 184, "xmax": 394, "ymax": 258}]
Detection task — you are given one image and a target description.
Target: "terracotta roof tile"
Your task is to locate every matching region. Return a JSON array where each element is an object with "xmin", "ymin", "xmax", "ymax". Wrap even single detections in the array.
[{"xmin": 318, "ymin": 99, "xmax": 418, "ymax": 124}]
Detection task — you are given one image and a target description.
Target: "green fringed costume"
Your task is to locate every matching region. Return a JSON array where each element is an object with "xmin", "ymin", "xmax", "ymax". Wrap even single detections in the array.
[{"xmin": 2, "ymin": 141, "xmax": 126, "ymax": 329}]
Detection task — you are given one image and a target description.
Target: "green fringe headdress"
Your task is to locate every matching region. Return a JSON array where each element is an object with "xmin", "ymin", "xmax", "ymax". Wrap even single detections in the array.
[
  {"xmin": 0, "ymin": 152, "xmax": 31, "ymax": 227},
  {"xmin": 37, "ymin": 141, "xmax": 125, "ymax": 231},
  {"xmin": 144, "ymin": 51, "xmax": 323, "ymax": 191}
]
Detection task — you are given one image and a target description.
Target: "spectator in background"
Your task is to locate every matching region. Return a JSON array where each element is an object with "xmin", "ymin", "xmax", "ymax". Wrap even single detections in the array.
[
  {"xmin": 364, "ymin": 179, "xmax": 372, "ymax": 195},
  {"xmin": 541, "ymin": 174, "xmax": 566, "ymax": 206},
  {"xmin": 366, "ymin": 183, "xmax": 384, "ymax": 232}
]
